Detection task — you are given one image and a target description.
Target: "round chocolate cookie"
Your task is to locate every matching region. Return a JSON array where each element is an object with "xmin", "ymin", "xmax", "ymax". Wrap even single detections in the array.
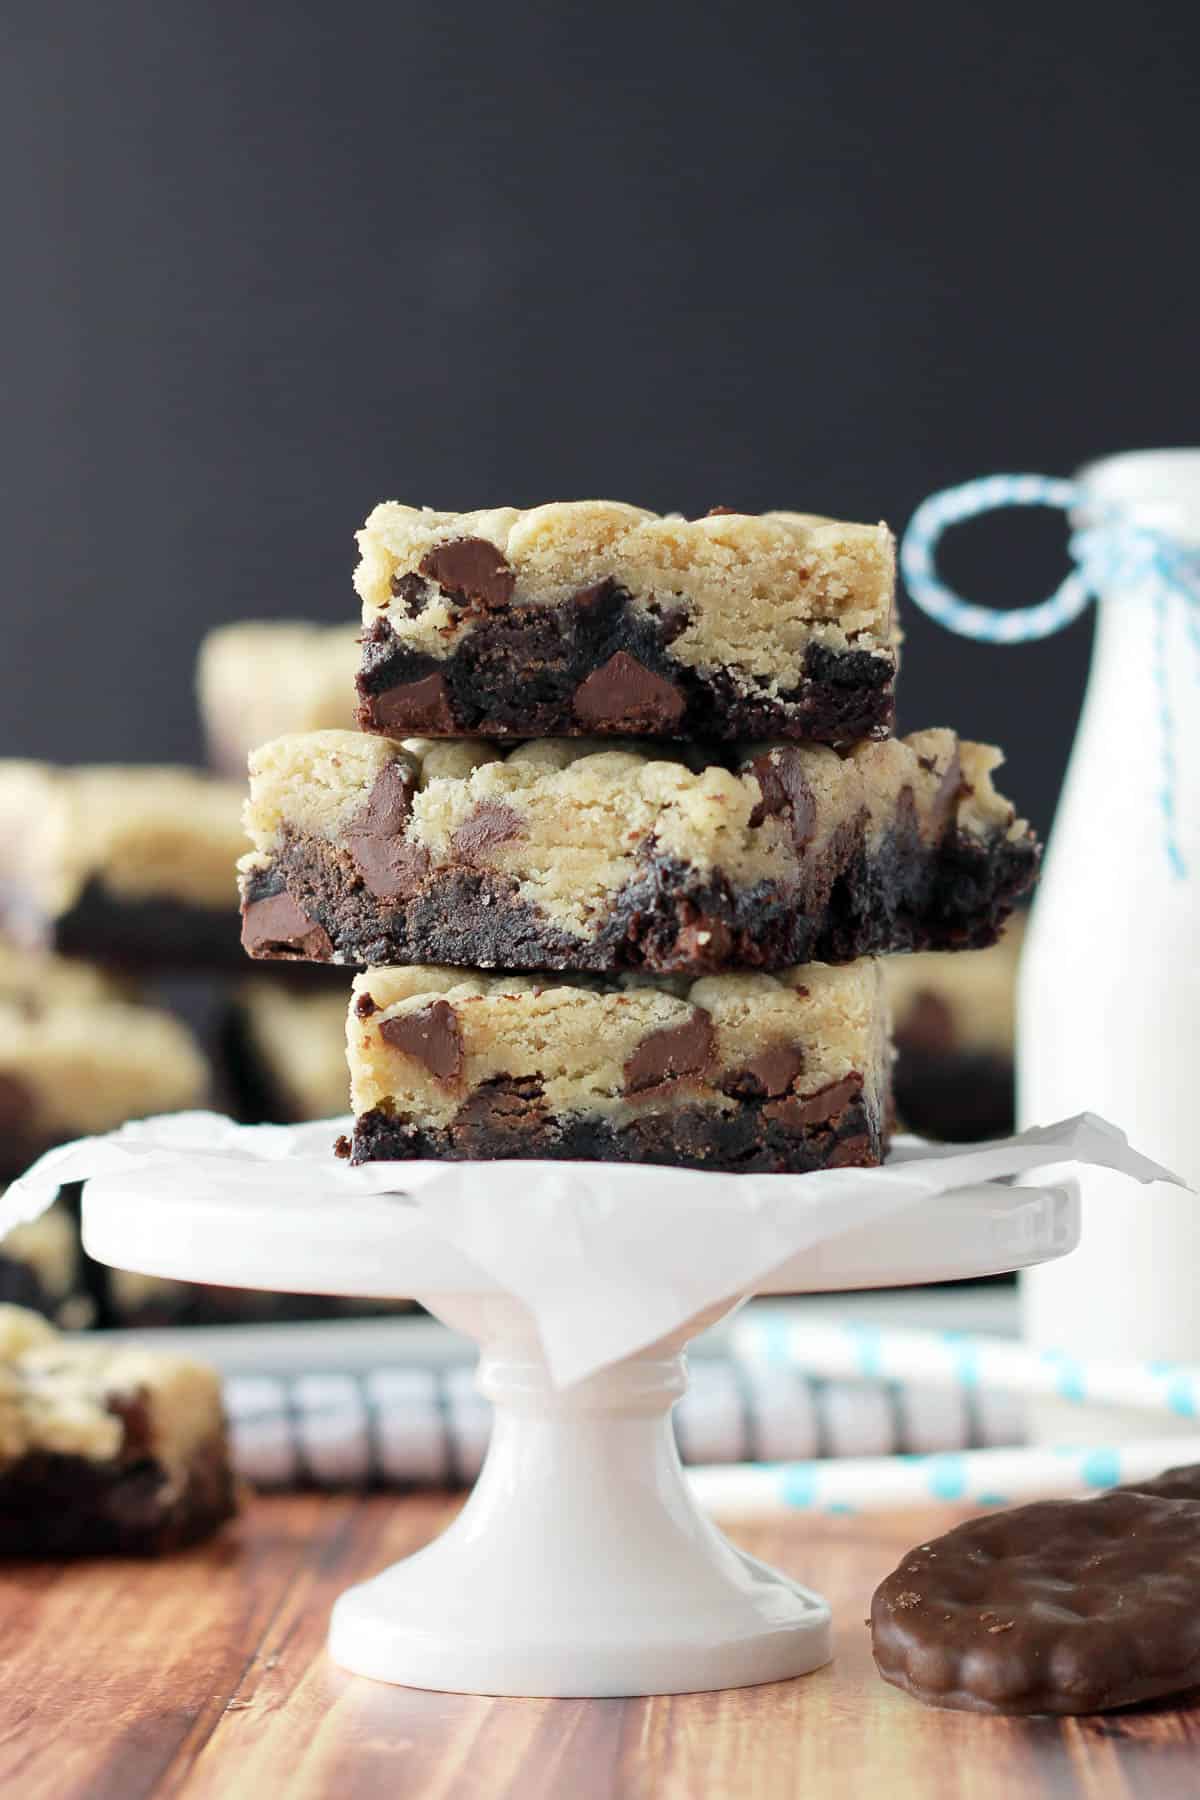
[
  {"xmin": 871, "ymin": 1490, "xmax": 1200, "ymax": 1714},
  {"xmin": 1121, "ymin": 1463, "xmax": 1200, "ymax": 1502}
]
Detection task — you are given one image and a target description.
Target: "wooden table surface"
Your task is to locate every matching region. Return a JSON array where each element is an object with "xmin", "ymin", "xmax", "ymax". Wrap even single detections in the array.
[{"xmin": 1, "ymin": 1491, "xmax": 1198, "ymax": 1800}]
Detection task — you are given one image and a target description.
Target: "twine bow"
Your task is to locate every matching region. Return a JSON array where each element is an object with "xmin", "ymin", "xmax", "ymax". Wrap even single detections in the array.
[{"xmin": 900, "ymin": 473, "xmax": 1200, "ymax": 878}]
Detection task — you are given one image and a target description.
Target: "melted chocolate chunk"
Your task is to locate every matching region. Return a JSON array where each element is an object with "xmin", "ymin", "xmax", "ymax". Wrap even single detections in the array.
[
  {"xmin": 379, "ymin": 1000, "xmax": 464, "ymax": 1084},
  {"xmin": 747, "ymin": 749, "xmax": 818, "ymax": 843},
  {"xmin": 418, "ymin": 537, "xmax": 515, "ymax": 610},
  {"xmin": 721, "ymin": 1044, "xmax": 807, "ymax": 1100},
  {"xmin": 241, "ymin": 891, "xmax": 333, "ymax": 960},
  {"xmin": 573, "ymin": 652, "xmax": 686, "ymax": 734},
  {"xmin": 624, "ymin": 1010, "xmax": 715, "ymax": 1095},
  {"xmin": 450, "ymin": 802, "xmax": 525, "ymax": 865},
  {"xmin": 370, "ymin": 672, "xmax": 456, "ymax": 735},
  {"xmin": 455, "ymin": 1074, "xmax": 548, "ymax": 1151},
  {"xmin": 354, "ymin": 992, "xmax": 378, "ymax": 1018},
  {"xmin": 764, "ymin": 1073, "xmax": 862, "ymax": 1128},
  {"xmin": 346, "ymin": 763, "xmax": 428, "ymax": 900}
]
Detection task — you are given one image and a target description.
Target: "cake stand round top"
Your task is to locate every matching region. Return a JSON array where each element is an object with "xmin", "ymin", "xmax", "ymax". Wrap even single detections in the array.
[{"xmin": 80, "ymin": 1158, "xmax": 1080, "ymax": 1300}]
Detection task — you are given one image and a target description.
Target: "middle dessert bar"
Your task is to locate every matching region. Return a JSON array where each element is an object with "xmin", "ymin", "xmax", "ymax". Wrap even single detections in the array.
[
  {"xmin": 239, "ymin": 728, "xmax": 1038, "ymax": 976},
  {"xmin": 341, "ymin": 962, "xmax": 892, "ymax": 1174}
]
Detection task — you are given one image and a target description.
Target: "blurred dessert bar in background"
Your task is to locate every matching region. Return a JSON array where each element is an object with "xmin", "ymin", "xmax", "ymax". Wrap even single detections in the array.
[
  {"xmin": 0, "ymin": 961, "xmax": 209, "ymax": 1177},
  {"xmin": 343, "ymin": 961, "xmax": 891, "ymax": 1172},
  {"xmin": 887, "ymin": 916, "xmax": 1023, "ymax": 1142},
  {"xmin": 0, "ymin": 762, "xmax": 247, "ymax": 968},
  {"xmin": 197, "ymin": 621, "xmax": 360, "ymax": 777},
  {"xmin": 0, "ymin": 1305, "xmax": 236, "ymax": 1554},
  {"xmin": 225, "ymin": 979, "xmax": 350, "ymax": 1124},
  {"xmin": 354, "ymin": 502, "xmax": 898, "ymax": 744}
]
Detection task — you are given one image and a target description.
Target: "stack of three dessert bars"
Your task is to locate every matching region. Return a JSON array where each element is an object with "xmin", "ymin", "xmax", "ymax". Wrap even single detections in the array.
[{"xmin": 238, "ymin": 500, "xmax": 1038, "ymax": 1174}]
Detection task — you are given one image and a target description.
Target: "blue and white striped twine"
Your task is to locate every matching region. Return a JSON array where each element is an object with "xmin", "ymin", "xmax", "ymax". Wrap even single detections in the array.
[{"xmin": 900, "ymin": 473, "xmax": 1200, "ymax": 878}]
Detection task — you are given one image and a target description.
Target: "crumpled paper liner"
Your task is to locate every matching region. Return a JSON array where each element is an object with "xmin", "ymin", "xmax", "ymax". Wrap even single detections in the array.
[{"xmin": 1, "ymin": 1110, "xmax": 1181, "ymax": 1386}]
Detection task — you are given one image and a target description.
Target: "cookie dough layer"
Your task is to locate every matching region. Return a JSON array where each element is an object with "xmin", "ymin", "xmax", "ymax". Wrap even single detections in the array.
[
  {"xmin": 342, "ymin": 962, "xmax": 891, "ymax": 1174},
  {"xmin": 0, "ymin": 1305, "xmax": 236, "ymax": 1554},
  {"xmin": 886, "ymin": 916, "xmax": 1023, "ymax": 1142},
  {"xmin": 355, "ymin": 502, "xmax": 896, "ymax": 744},
  {"xmin": 0, "ymin": 993, "xmax": 209, "ymax": 1178},
  {"xmin": 198, "ymin": 621, "xmax": 360, "ymax": 777},
  {"xmin": 239, "ymin": 728, "xmax": 1037, "ymax": 976},
  {"xmin": 0, "ymin": 763, "xmax": 247, "ymax": 968}
]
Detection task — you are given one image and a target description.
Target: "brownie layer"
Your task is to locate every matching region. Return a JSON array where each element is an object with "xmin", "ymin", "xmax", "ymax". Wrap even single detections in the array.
[
  {"xmin": 357, "ymin": 602, "xmax": 893, "ymax": 745},
  {"xmin": 349, "ymin": 1078, "xmax": 884, "ymax": 1174},
  {"xmin": 243, "ymin": 814, "xmax": 1035, "ymax": 977},
  {"xmin": 0, "ymin": 1432, "xmax": 236, "ymax": 1556}
]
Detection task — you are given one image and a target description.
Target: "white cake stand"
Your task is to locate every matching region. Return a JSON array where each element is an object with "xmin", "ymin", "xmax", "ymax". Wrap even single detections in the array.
[{"xmin": 81, "ymin": 1166, "xmax": 1079, "ymax": 1698}]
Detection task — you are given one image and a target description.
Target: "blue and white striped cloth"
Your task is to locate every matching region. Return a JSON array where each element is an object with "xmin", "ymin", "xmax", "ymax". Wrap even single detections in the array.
[{"xmin": 224, "ymin": 1353, "xmax": 1024, "ymax": 1491}]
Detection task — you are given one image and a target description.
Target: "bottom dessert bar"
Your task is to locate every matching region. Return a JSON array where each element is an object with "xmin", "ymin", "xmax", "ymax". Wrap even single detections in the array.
[
  {"xmin": 0, "ymin": 1305, "xmax": 236, "ymax": 1555},
  {"xmin": 343, "ymin": 962, "xmax": 891, "ymax": 1174}
]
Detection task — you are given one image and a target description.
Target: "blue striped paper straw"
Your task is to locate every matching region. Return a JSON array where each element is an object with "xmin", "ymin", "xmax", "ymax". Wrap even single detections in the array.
[
  {"xmin": 730, "ymin": 1314, "xmax": 1200, "ymax": 1421},
  {"xmin": 686, "ymin": 1439, "xmax": 1192, "ymax": 1518}
]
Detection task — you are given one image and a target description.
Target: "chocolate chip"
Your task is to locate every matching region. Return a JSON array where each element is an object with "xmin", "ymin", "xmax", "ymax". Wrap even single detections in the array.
[
  {"xmin": 241, "ymin": 891, "xmax": 333, "ymax": 960},
  {"xmin": 355, "ymin": 762, "xmax": 417, "ymax": 838},
  {"xmin": 764, "ymin": 1073, "xmax": 862, "ymax": 1129},
  {"xmin": 625, "ymin": 1010, "xmax": 715, "ymax": 1095},
  {"xmin": 370, "ymin": 672, "xmax": 457, "ymax": 735},
  {"xmin": 721, "ymin": 1044, "xmax": 807, "ymax": 1100},
  {"xmin": 390, "ymin": 571, "xmax": 430, "ymax": 616},
  {"xmin": 451, "ymin": 801, "xmax": 524, "ymax": 865},
  {"xmin": 347, "ymin": 763, "xmax": 428, "ymax": 900},
  {"xmin": 418, "ymin": 537, "xmax": 515, "ymax": 611},
  {"xmin": 354, "ymin": 992, "xmax": 378, "ymax": 1019},
  {"xmin": 926, "ymin": 746, "xmax": 967, "ymax": 836},
  {"xmin": 747, "ymin": 749, "xmax": 818, "ymax": 843},
  {"xmin": 455, "ymin": 1074, "xmax": 547, "ymax": 1150},
  {"xmin": 573, "ymin": 652, "xmax": 686, "ymax": 733},
  {"xmin": 333, "ymin": 1133, "xmax": 352, "ymax": 1159},
  {"xmin": 379, "ymin": 1000, "xmax": 464, "ymax": 1084}
]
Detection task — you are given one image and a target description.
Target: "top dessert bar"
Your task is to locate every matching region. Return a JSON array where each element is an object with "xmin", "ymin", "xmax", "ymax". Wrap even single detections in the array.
[
  {"xmin": 198, "ymin": 621, "xmax": 360, "ymax": 777},
  {"xmin": 239, "ymin": 727, "xmax": 1037, "ymax": 976},
  {"xmin": 0, "ymin": 763, "xmax": 247, "ymax": 967},
  {"xmin": 354, "ymin": 501, "xmax": 897, "ymax": 744}
]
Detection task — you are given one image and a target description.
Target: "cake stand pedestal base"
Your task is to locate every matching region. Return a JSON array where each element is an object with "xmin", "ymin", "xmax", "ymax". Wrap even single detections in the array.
[{"xmin": 330, "ymin": 1296, "xmax": 830, "ymax": 1696}]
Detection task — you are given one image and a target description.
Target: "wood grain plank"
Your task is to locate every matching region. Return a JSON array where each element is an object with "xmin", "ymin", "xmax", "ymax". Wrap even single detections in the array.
[
  {"xmin": 0, "ymin": 1494, "xmax": 352, "ymax": 1800},
  {"xmin": 3, "ymin": 1492, "xmax": 1200, "ymax": 1799}
]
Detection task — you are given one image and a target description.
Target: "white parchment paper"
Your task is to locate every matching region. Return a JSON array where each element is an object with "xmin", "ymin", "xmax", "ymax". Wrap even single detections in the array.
[{"xmin": 0, "ymin": 1111, "xmax": 1183, "ymax": 1386}]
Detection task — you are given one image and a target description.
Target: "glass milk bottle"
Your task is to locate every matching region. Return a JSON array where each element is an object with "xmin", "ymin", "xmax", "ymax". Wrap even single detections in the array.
[{"xmin": 1021, "ymin": 450, "xmax": 1200, "ymax": 1399}]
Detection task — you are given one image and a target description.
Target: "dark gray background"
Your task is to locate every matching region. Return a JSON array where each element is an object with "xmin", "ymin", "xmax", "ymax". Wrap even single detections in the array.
[{"xmin": 4, "ymin": 0, "xmax": 1198, "ymax": 832}]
